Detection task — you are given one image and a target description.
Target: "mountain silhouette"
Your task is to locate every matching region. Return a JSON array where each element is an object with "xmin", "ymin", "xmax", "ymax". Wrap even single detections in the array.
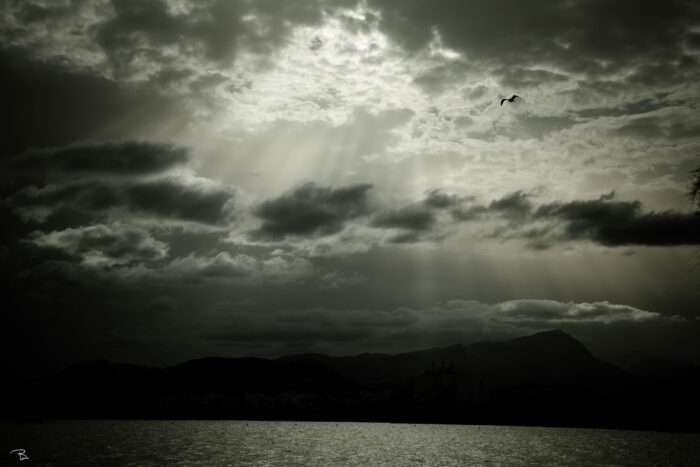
[
  {"xmin": 5, "ymin": 330, "xmax": 699, "ymax": 431},
  {"xmin": 284, "ymin": 330, "xmax": 623, "ymax": 387}
]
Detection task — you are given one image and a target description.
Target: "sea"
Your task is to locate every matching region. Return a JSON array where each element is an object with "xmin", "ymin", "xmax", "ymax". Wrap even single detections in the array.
[{"xmin": 1, "ymin": 420, "xmax": 699, "ymax": 466}]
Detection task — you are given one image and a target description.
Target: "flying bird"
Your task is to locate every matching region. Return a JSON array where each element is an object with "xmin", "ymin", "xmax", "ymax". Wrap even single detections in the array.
[{"xmin": 500, "ymin": 95, "xmax": 520, "ymax": 106}]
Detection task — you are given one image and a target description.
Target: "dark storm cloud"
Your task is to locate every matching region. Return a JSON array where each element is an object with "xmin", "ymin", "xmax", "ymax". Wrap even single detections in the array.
[
  {"xmin": 688, "ymin": 32, "xmax": 700, "ymax": 50},
  {"xmin": 1, "ymin": 1, "xmax": 350, "ymax": 112},
  {"xmin": 450, "ymin": 191, "xmax": 700, "ymax": 248},
  {"xmin": 451, "ymin": 205, "xmax": 489, "ymax": 222},
  {"xmin": 488, "ymin": 191, "xmax": 533, "ymax": 221},
  {"xmin": 126, "ymin": 180, "xmax": 234, "ymax": 225},
  {"xmin": 13, "ymin": 2, "xmax": 78, "ymax": 22},
  {"xmin": 4, "ymin": 142, "xmax": 188, "ymax": 177},
  {"xmin": 372, "ymin": 205, "xmax": 435, "ymax": 231},
  {"xmin": 2, "ymin": 0, "xmax": 88, "ymax": 36},
  {"xmin": 0, "ymin": 47, "xmax": 184, "ymax": 157},
  {"xmin": 189, "ymin": 72, "xmax": 230, "ymax": 94},
  {"xmin": 12, "ymin": 178, "xmax": 235, "ymax": 226},
  {"xmin": 0, "ymin": 139, "xmax": 236, "ymax": 315},
  {"xmin": 533, "ymin": 198, "xmax": 700, "ymax": 247},
  {"xmin": 96, "ymin": 0, "xmax": 238, "ymax": 69},
  {"xmin": 95, "ymin": 0, "xmax": 328, "ymax": 75},
  {"xmin": 370, "ymin": 201, "xmax": 444, "ymax": 244},
  {"xmin": 452, "ymin": 191, "xmax": 532, "ymax": 223},
  {"xmin": 10, "ymin": 181, "xmax": 122, "ymax": 220},
  {"xmin": 251, "ymin": 185, "xmax": 460, "ymax": 246},
  {"xmin": 252, "ymin": 183, "xmax": 373, "ymax": 239},
  {"xmin": 423, "ymin": 189, "xmax": 463, "ymax": 209},
  {"xmin": 369, "ymin": 0, "xmax": 700, "ymax": 81},
  {"xmin": 32, "ymin": 223, "xmax": 169, "ymax": 266},
  {"xmin": 5, "ymin": 142, "xmax": 234, "ymax": 226}
]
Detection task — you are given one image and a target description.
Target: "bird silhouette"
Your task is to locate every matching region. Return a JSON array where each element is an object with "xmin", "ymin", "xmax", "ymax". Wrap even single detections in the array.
[{"xmin": 500, "ymin": 95, "xmax": 520, "ymax": 106}]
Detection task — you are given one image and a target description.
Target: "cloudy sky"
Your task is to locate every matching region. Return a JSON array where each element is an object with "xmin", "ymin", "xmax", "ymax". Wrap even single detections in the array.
[{"xmin": 2, "ymin": 0, "xmax": 700, "ymax": 375}]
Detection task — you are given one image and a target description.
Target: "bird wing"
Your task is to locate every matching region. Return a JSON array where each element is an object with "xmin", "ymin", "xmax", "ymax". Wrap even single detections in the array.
[{"xmin": 500, "ymin": 98, "xmax": 506, "ymax": 106}]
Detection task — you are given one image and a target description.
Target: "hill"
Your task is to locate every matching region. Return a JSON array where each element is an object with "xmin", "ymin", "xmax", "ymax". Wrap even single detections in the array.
[{"xmin": 5, "ymin": 330, "xmax": 698, "ymax": 431}]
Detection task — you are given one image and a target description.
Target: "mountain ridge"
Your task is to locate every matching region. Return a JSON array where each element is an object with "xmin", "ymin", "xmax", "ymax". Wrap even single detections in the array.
[{"xmin": 4, "ymin": 329, "xmax": 699, "ymax": 432}]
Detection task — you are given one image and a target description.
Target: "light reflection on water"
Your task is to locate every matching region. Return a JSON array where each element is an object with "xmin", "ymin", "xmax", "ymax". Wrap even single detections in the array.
[{"xmin": 2, "ymin": 420, "xmax": 699, "ymax": 466}]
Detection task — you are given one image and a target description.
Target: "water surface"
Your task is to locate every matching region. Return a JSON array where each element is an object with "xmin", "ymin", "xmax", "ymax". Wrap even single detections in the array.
[{"xmin": 2, "ymin": 420, "xmax": 698, "ymax": 466}]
